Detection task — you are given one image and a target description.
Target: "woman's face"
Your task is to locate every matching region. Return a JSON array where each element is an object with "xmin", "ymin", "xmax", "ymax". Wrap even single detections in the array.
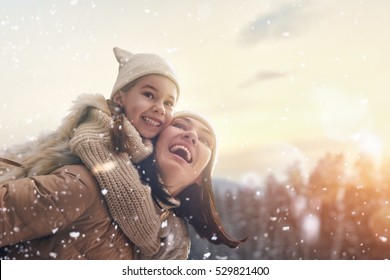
[{"xmin": 155, "ymin": 116, "xmax": 215, "ymax": 196}]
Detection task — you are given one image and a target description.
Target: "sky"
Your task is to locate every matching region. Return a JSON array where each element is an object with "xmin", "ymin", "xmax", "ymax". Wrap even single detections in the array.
[{"xmin": 1, "ymin": 0, "xmax": 390, "ymax": 184}]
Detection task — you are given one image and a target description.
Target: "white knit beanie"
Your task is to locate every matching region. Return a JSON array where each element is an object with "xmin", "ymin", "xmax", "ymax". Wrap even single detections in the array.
[{"xmin": 111, "ymin": 47, "xmax": 180, "ymax": 99}]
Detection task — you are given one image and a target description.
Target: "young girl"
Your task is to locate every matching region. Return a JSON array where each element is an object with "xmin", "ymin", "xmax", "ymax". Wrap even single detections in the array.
[{"xmin": 0, "ymin": 47, "xmax": 180, "ymax": 257}]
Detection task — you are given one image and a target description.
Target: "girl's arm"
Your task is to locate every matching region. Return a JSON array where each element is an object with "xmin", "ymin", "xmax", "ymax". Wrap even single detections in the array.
[{"xmin": 69, "ymin": 108, "xmax": 164, "ymax": 257}]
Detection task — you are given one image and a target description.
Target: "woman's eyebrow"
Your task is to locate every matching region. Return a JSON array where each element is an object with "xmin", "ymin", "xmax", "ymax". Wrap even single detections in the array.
[
  {"xmin": 182, "ymin": 117, "xmax": 213, "ymax": 138},
  {"xmin": 200, "ymin": 127, "xmax": 213, "ymax": 139}
]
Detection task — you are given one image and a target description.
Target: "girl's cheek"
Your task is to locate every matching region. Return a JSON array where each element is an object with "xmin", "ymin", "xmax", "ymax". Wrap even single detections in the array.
[
  {"xmin": 161, "ymin": 122, "xmax": 170, "ymax": 130},
  {"xmin": 166, "ymin": 113, "xmax": 174, "ymax": 124}
]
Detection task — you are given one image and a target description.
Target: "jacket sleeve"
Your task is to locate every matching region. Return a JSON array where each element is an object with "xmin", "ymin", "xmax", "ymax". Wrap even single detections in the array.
[
  {"xmin": 69, "ymin": 108, "xmax": 164, "ymax": 257},
  {"xmin": 0, "ymin": 170, "xmax": 92, "ymax": 247}
]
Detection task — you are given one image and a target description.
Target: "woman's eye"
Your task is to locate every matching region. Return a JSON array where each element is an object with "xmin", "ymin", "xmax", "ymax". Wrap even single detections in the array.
[
  {"xmin": 200, "ymin": 138, "xmax": 211, "ymax": 147},
  {"xmin": 172, "ymin": 122, "xmax": 186, "ymax": 130}
]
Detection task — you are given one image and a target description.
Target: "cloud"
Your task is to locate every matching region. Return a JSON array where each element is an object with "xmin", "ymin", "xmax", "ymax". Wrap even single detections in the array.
[
  {"xmin": 238, "ymin": 70, "xmax": 289, "ymax": 88},
  {"xmin": 238, "ymin": 2, "xmax": 317, "ymax": 45}
]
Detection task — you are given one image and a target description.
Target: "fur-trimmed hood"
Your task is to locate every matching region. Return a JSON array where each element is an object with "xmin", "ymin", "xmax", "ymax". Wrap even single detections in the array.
[{"xmin": 0, "ymin": 94, "xmax": 110, "ymax": 183}]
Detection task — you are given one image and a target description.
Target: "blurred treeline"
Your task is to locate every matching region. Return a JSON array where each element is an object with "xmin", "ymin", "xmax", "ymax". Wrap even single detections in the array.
[{"xmin": 188, "ymin": 153, "xmax": 390, "ymax": 260}]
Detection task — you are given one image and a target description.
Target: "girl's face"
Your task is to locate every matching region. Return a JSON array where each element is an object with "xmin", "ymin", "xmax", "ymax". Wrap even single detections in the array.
[
  {"xmin": 114, "ymin": 74, "xmax": 178, "ymax": 139},
  {"xmin": 155, "ymin": 116, "xmax": 215, "ymax": 196}
]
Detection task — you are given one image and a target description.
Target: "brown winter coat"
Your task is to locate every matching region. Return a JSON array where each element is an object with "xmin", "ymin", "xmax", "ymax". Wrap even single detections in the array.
[
  {"xmin": 0, "ymin": 165, "xmax": 136, "ymax": 259},
  {"xmin": 0, "ymin": 164, "xmax": 190, "ymax": 260}
]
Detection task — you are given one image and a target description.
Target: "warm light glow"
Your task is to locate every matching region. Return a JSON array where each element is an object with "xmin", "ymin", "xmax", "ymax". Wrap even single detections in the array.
[
  {"xmin": 301, "ymin": 214, "xmax": 321, "ymax": 245},
  {"xmin": 240, "ymin": 172, "xmax": 262, "ymax": 188},
  {"xmin": 354, "ymin": 132, "xmax": 383, "ymax": 164},
  {"xmin": 1, "ymin": 1, "xmax": 390, "ymax": 184},
  {"xmin": 369, "ymin": 206, "xmax": 390, "ymax": 243}
]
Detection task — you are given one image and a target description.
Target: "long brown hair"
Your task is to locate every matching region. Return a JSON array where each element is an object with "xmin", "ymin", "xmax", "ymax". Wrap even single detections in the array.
[
  {"xmin": 137, "ymin": 151, "xmax": 246, "ymax": 248},
  {"xmin": 176, "ymin": 183, "xmax": 246, "ymax": 248}
]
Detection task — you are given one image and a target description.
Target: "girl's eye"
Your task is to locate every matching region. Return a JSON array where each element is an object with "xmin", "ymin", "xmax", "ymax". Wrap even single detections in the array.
[
  {"xmin": 164, "ymin": 101, "xmax": 174, "ymax": 108},
  {"xmin": 143, "ymin": 92, "xmax": 154, "ymax": 99}
]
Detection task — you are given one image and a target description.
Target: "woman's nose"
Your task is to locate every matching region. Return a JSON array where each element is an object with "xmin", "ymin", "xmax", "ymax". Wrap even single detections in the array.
[{"xmin": 183, "ymin": 131, "xmax": 197, "ymax": 145}]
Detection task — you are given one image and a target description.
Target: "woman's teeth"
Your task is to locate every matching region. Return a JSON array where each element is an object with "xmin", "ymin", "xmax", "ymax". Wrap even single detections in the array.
[{"xmin": 170, "ymin": 145, "xmax": 192, "ymax": 163}]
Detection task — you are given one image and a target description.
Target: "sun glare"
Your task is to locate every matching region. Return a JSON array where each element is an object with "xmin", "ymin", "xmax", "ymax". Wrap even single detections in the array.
[{"xmin": 352, "ymin": 132, "xmax": 383, "ymax": 164}]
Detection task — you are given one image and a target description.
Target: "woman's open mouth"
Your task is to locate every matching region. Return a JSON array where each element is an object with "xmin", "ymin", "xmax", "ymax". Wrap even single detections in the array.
[{"xmin": 169, "ymin": 145, "xmax": 192, "ymax": 163}]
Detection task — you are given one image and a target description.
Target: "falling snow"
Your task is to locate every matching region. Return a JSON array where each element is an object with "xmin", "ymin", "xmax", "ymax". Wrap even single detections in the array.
[
  {"xmin": 1, "ymin": 0, "xmax": 390, "ymax": 262},
  {"xmin": 69, "ymin": 231, "xmax": 80, "ymax": 239},
  {"xmin": 203, "ymin": 252, "xmax": 211, "ymax": 259},
  {"xmin": 161, "ymin": 220, "xmax": 168, "ymax": 229}
]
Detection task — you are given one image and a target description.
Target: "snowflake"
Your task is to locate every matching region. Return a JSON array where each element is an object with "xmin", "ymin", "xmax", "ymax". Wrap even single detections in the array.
[
  {"xmin": 69, "ymin": 231, "xmax": 80, "ymax": 239},
  {"xmin": 161, "ymin": 220, "xmax": 168, "ymax": 228}
]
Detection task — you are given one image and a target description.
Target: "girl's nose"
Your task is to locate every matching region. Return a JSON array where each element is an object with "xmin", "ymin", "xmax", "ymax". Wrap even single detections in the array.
[{"xmin": 152, "ymin": 103, "xmax": 165, "ymax": 115}]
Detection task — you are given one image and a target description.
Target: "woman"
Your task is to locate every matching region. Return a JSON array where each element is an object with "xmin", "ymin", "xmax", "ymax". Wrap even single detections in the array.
[{"xmin": 0, "ymin": 113, "xmax": 244, "ymax": 259}]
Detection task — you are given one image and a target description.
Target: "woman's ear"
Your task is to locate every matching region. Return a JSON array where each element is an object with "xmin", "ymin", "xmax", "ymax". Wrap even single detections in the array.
[{"xmin": 194, "ymin": 175, "xmax": 204, "ymax": 186}]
